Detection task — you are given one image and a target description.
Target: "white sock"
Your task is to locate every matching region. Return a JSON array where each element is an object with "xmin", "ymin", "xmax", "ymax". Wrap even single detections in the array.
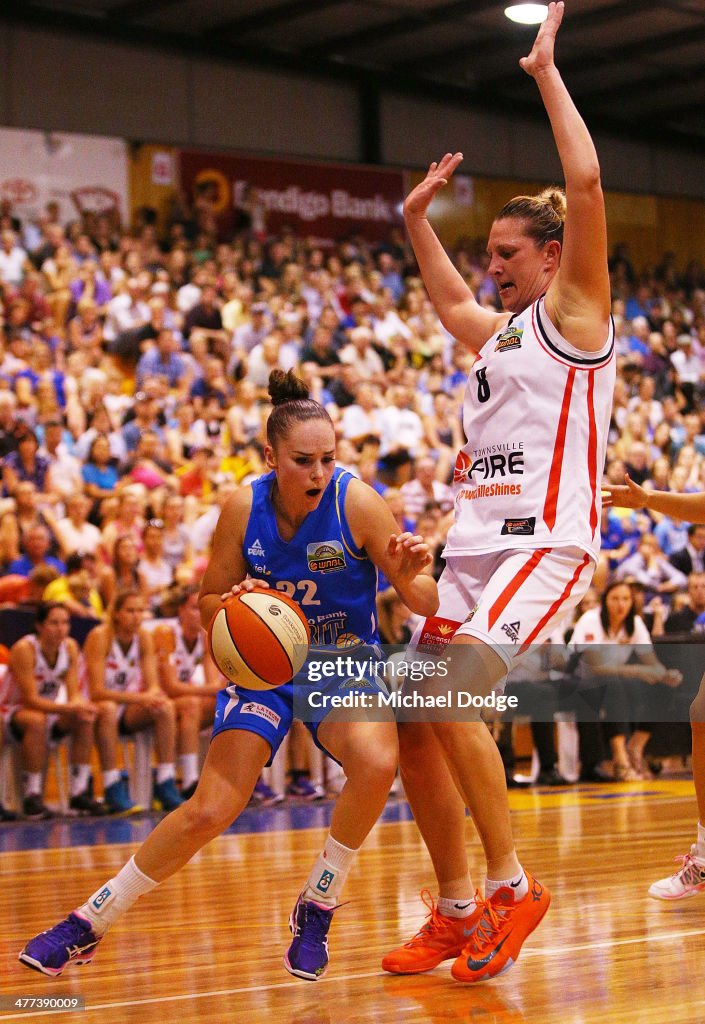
[
  {"xmin": 103, "ymin": 769, "xmax": 121, "ymax": 790},
  {"xmin": 696, "ymin": 822, "xmax": 705, "ymax": 858},
  {"xmin": 437, "ymin": 895, "xmax": 478, "ymax": 918},
  {"xmin": 156, "ymin": 763, "xmax": 175, "ymax": 785},
  {"xmin": 78, "ymin": 856, "xmax": 158, "ymax": 936},
  {"xmin": 303, "ymin": 834, "xmax": 358, "ymax": 906},
  {"xmin": 24, "ymin": 772, "xmax": 42, "ymax": 797},
  {"xmin": 69, "ymin": 764, "xmax": 91, "ymax": 797},
  {"xmin": 179, "ymin": 754, "xmax": 199, "ymax": 789},
  {"xmin": 486, "ymin": 868, "xmax": 528, "ymax": 901}
]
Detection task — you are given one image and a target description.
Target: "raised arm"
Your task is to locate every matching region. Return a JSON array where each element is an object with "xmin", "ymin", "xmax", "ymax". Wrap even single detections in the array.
[
  {"xmin": 403, "ymin": 155, "xmax": 507, "ymax": 352},
  {"xmin": 524, "ymin": 1, "xmax": 611, "ymax": 349}
]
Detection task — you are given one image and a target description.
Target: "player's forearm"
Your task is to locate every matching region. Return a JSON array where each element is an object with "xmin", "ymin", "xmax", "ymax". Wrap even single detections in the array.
[
  {"xmin": 199, "ymin": 593, "xmax": 225, "ymax": 631},
  {"xmin": 393, "ymin": 573, "xmax": 439, "ymax": 618},
  {"xmin": 533, "ymin": 66, "xmax": 601, "ymax": 190},
  {"xmin": 642, "ymin": 489, "xmax": 705, "ymax": 523},
  {"xmin": 404, "ymin": 214, "xmax": 473, "ymax": 331}
]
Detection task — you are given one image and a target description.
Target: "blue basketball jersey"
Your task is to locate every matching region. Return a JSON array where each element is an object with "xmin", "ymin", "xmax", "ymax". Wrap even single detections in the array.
[{"xmin": 242, "ymin": 467, "xmax": 380, "ymax": 651}]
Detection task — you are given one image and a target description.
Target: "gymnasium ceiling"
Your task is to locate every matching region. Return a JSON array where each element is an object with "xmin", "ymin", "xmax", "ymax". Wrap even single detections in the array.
[{"xmin": 4, "ymin": 0, "xmax": 705, "ymax": 151}]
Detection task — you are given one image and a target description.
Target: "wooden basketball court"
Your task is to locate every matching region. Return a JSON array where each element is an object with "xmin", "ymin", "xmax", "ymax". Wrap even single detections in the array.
[{"xmin": 1, "ymin": 779, "xmax": 704, "ymax": 1023}]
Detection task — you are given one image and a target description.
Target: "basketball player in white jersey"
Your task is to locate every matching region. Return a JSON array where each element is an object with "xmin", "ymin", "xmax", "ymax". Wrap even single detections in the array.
[
  {"xmin": 5, "ymin": 602, "xmax": 105, "ymax": 819},
  {"xmin": 383, "ymin": 2, "xmax": 615, "ymax": 983},
  {"xmin": 82, "ymin": 589, "xmax": 182, "ymax": 814},
  {"xmin": 604, "ymin": 475, "xmax": 705, "ymax": 900},
  {"xmin": 153, "ymin": 586, "xmax": 222, "ymax": 799}
]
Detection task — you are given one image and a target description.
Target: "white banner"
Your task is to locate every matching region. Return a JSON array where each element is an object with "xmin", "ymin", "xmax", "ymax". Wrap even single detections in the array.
[{"xmin": 0, "ymin": 127, "xmax": 128, "ymax": 226}]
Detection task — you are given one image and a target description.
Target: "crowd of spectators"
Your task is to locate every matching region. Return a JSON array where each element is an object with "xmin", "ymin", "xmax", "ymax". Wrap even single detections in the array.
[{"xmin": 1, "ymin": 190, "xmax": 705, "ymax": 813}]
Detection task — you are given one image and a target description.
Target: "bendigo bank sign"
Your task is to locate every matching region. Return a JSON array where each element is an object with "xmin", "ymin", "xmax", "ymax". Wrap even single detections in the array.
[{"xmin": 179, "ymin": 149, "xmax": 405, "ymax": 242}]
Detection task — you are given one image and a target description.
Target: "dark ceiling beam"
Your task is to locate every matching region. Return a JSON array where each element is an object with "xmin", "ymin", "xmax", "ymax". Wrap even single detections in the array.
[
  {"xmin": 476, "ymin": 22, "xmax": 705, "ymax": 93},
  {"xmin": 203, "ymin": 0, "xmax": 346, "ymax": 38},
  {"xmin": 300, "ymin": 0, "xmax": 500, "ymax": 60},
  {"xmin": 391, "ymin": 0, "xmax": 679, "ymax": 73},
  {"xmin": 575, "ymin": 66, "xmax": 705, "ymax": 110},
  {"xmin": 2, "ymin": 1, "xmax": 705, "ymax": 155},
  {"xmin": 107, "ymin": 0, "xmax": 185, "ymax": 23}
]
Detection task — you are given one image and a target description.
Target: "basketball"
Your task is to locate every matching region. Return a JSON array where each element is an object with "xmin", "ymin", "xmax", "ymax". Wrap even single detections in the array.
[{"xmin": 208, "ymin": 588, "xmax": 311, "ymax": 690}]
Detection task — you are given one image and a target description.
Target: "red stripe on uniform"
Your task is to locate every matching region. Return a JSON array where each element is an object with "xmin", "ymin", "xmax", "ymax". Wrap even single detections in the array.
[
  {"xmin": 519, "ymin": 553, "xmax": 591, "ymax": 653},
  {"xmin": 587, "ymin": 370, "xmax": 598, "ymax": 536},
  {"xmin": 487, "ymin": 548, "xmax": 551, "ymax": 630},
  {"xmin": 543, "ymin": 367, "xmax": 576, "ymax": 531}
]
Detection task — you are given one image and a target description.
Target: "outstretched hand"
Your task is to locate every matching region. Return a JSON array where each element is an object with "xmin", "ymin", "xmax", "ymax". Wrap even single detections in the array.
[
  {"xmin": 403, "ymin": 152, "xmax": 463, "ymax": 220},
  {"xmin": 602, "ymin": 474, "xmax": 648, "ymax": 511},
  {"xmin": 519, "ymin": 1, "xmax": 564, "ymax": 79}
]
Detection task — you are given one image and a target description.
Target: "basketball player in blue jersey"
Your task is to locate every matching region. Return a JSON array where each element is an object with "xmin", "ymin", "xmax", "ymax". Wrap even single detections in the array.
[{"xmin": 19, "ymin": 369, "xmax": 438, "ymax": 982}]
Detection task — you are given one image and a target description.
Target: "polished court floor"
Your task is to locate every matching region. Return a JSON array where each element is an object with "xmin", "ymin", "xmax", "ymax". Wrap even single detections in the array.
[{"xmin": 1, "ymin": 779, "xmax": 704, "ymax": 1023}]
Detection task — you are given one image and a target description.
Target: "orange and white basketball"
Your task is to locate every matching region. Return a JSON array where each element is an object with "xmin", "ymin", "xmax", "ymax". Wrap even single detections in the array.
[{"xmin": 208, "ymin": 588, "xmax": 310, "ymax": 690}]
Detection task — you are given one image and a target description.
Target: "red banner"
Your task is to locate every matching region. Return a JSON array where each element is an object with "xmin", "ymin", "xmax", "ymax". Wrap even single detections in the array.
[{"xmin": 179, "ymin": 149, "xmax": 404, "ymax": 243}]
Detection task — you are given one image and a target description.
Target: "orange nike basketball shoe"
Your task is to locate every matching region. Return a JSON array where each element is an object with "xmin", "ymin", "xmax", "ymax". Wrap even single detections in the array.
[
  {"xmin": 451, "ymin": 872, "xmax": 550, "ymax": 983},
  {"xmin": 382, "ymin": 890, "xmax": 482, "ymax": 974}
]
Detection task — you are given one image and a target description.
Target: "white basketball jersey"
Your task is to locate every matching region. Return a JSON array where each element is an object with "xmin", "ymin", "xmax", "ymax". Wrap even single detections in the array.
[
  {"xmin": 104, "ymin": 635, "xmax": 143, "ymax": 693},
  {"xmin": 4, "ymin": 635, "xmax": 70, "ymax": 705},
  {"xmin": 447, "ymin": 297, "xmax": 615, "ymax": 560},
  {"xmin": 170, "ymin": 626, "xmax": 205, "ymax": 686}
]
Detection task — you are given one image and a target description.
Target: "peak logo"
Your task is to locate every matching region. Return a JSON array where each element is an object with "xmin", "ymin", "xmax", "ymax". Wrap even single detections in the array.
[{"xmin": 501, "ymin": 621, "xmax": 521, "ymax": 644}]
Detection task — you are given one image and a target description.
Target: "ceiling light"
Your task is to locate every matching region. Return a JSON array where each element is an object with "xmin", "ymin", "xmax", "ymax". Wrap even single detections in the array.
[{"xmin": 504, "ymin": 4, "xmax": 548, "ymax": 25}]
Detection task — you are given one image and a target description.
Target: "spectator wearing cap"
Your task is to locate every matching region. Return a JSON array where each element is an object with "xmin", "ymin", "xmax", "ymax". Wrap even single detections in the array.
[
  {"xmin": 7, "ymin": 523, "xmax": 65, "ymax": 577},
  {"xmin": 121, "ymin": 393, "xmax": 164, "ymax": 453},
  {"xmin": 231, "ymin": 301, "xmax": 270, "ymax": 356},
  {"xmin": 671, "ymin": 333, "xmax": 702, "ymax": 413},
  {"xmin": 136, "ymin": 328, "xmax": 187, "ymax": 390},
  {"xmin": 339, "ymin": 326, "xmax": 385, "ymax": 385}
]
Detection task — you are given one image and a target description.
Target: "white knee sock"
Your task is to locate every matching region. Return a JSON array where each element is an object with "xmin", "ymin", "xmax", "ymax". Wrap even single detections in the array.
[
  {"xmin": 78, "ymin": 856, "xmax": 158, "ymax": 935},
  {"xmin": 179, "ymin": 754, "xmax": 199, "ymax": 789},
  {"xmin": 303, "ymin": 834, "xmax": 358, "ymax": 906}
]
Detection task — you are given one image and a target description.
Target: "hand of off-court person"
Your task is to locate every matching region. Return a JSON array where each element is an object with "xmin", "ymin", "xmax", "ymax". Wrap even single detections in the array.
[
  {"xmin": 220, "ymin": 578, "xmax": 271, "ymax": 601},
  {"xmin": 519, "ymin": 1, "xmax": 564, "ymax": 79},
  {"xmin": 403, "ymin": 152, "xmax": 463, "ymax": 221},
  {"xmin": 602, "ymin": 474, "xmax": 649, "ymax": 511}
]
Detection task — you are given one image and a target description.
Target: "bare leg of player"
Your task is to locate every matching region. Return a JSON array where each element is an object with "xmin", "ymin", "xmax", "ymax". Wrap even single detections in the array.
[
  {"xmin": 650, "ymin": 673, "xmax": 705, "ymax": 900},
  {"xmin": 283, "ymin": 717, "xmax": 398, "ymax": 980},
  {"xmin": 19, "ymin": 730, "xmax": 270, "ymax": 976}
]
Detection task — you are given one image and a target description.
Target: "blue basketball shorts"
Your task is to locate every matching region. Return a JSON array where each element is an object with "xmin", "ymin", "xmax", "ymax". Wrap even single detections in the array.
[{"xmin": 211, "ymin": 654, "xmax": 388, "ymax": 765}]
